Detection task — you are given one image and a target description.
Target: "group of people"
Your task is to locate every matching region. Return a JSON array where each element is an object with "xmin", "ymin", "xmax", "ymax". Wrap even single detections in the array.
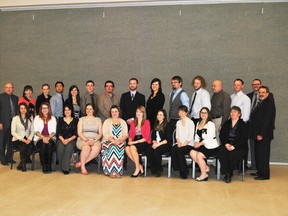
[{"xmin": 0, "ymin": 76, "xmax": 275, "ymax": 182}]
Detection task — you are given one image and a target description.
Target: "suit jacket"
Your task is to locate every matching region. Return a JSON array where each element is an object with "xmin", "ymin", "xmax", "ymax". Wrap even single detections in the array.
[
  {"xmin": 120, "ymin": 91, "xmax": 145, "ymax": 121},
  {"xmin": 220, "ymin": 119, "xmax": 248, "ymax": 151},
  {"xmin": 250, "ymin": 97, "xmax": 276, "ymax": 140},
  {"xmin": 0, "ymin": 93, "xmax": 18, "ymax": 129},
  {"xmin": 97, "ymin": 92, "xmax": 120, "ymax": 122}
]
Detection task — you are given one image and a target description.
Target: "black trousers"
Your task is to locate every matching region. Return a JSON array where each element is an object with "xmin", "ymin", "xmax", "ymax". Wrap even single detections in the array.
[
  {"xmin": 255, "ymin": 138, "xmax": 271, "ymax": 179},
  {"xmin": 171, "ymin": 145, "xmax": 193, "ymax": 176},
  {"xmin": 0, "ymin": 127, "xmax": 13, "ymax": 162},
  {"xmin": 146, "ymin": 144, "xmax": 171, "ymax": 174},
  {"xmin": 36, "ymin": 139, "xmax": 56, "ymax": 169},
  {"xmin": 13, "ymin": 140, "xmax": 34, "ymax": 165},
  {"xmin": 218, "ymin": 145, "xmax": 247, "ymax": 175}
]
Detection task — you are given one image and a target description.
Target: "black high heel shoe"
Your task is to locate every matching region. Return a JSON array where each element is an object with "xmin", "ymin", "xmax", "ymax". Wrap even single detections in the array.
[
  {"xmin": 196, "ymin": 176, "xmax": 209, "ymax": 182},
  {"xmin": 131, "ymin": 171, "xmax": 141, "ymax": 178}
]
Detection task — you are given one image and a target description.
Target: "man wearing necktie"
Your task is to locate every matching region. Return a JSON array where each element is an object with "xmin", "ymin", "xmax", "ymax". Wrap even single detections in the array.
[
  {"xmin": 120, "ymin": 78, "xmax": 145, "ymax": 125},
  {"xmin": 189, "ymin": 75, "xmax": 211, "ymax": 127},
  {"xmin": 50, "ymin": 81, "xmax": 66, "ymax": 119},
  {"xmin": 0, "ymin": 82, "xmax": 19, "ymax": 165},
  {"xmin": 247, "ymin": 79, "xmax": 262, "ymax": 170}
]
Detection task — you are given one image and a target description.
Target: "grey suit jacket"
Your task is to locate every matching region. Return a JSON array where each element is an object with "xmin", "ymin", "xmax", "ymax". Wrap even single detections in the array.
[
  {"xmin": 97, "ymin": 92, "xmax": 120, "ymax": 122},
  {"xmin": 80, "ymin": 92, "xmax": 98, "ymax": 116}
]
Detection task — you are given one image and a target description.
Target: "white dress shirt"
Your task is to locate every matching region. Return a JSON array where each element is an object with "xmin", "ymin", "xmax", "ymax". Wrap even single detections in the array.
[
  {"xmin": 231, "ymin": 91, "xmax": 251, "ymax": 122},
  {"xmin": 190, "ymin": 88, "xmax": 211, "ymax": 119}
]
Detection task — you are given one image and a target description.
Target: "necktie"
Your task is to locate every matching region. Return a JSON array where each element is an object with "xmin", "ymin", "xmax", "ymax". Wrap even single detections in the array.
[
  {"xmin": 9, "ymin": 95, "xmax": 16, "ymax": 117},
  {"xmin": 131, "ymin": 93, "xmax": 135, "ymax": 101},
  {"xmin": 189, "ymin": 92, "xmax": 197, "ymax": 115},
  {"xmin": 251, "ymin": 92, "xmax": 258, "ymax": 109},
  {"xmin": 90, "ymin": 94, "xmax": 96, "ymax": 109},
  {"xmin": 170, "ymin": 90, "xmax": 175, "ymax": 102}
]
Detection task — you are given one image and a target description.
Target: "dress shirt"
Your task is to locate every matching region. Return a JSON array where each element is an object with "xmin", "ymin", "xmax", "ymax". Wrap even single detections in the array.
[
  {"xmin": 170, "ymin": 88, "xmax": 190, "ymax": 109},
  {"xmin": 190, "ymin": 88, "xmax": 211, "ymax": 119},
  {"xmin": 50, "ymin": 93, "xmax": 66, "ymax": 118},
  {"xmin": 231, "ymin": 91, "xmax": 251, "ymax": 122},
  {"xmin": 211, "ymin": 90, "xmax": 231, "ymax": 125}
]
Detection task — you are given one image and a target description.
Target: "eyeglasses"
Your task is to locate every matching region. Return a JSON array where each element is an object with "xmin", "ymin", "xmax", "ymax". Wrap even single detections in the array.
[{"xmin": 200, "ymin": 112, "xmax": 208, "ymax": 114}]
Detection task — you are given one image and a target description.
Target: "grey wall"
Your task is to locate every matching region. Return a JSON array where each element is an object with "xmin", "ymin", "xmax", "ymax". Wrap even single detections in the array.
[{"xmin": 1, "ymin": 3, "xmax": 287, "ymax": 162}]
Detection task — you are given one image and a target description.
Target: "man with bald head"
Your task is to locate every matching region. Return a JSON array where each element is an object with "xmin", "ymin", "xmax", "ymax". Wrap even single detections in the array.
[
  {"xmin": 0, "ymin": 82, "xmax": 18, "ymax": 165},
  {"xmin": 211, "ymin": 80, "xmax": 231, "ymax": 143}
]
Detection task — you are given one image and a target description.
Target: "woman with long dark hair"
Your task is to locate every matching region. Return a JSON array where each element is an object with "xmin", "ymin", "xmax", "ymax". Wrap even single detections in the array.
[
  {"xmin": 56, "ymin": 103, "xmax": 78, "ymax": 175},
  {"xmin": 11, "ymin": 103, "xmax": 34, "ymax": 172},
  {"xmin": 18, "ymin": 85, "xmax": 36, "ymax": 118},
  {"xmin": 65, "ymin": 85, "xmax": 81, "ymax": 118},
  {"xmin": 146, "ymin": 109, "xmax": 170, "ymax": 177},
  {"xmin": 33, "ymin": 102, "xmax": 57, "ymax": 174},
  {"xmin": 146, "ymin": 78, "xmax": 165, "ymax": 129}
]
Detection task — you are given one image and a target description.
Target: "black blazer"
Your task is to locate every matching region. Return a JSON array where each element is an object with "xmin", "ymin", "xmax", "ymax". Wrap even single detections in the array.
[
  {"xmin": 36, "ymin": 94, "xmax": 52, "ymax": 114},
  {"xmin": 0, "ymin": 93, "xmax": 19, "ymax": 129},
  {"xmin": 250, "ymin": 97, "xmax": 276, "ymax": 140},
  {"xmin": 146, "ymin": 92, "xmax": 165, "ymax": 128},
  {"xmin": 120, "ymin": 91, "xmax": 145, "ymax": 121},
  {"xmin": 220, "ymin": 119, "xmax": 248, "ymax": 151}
]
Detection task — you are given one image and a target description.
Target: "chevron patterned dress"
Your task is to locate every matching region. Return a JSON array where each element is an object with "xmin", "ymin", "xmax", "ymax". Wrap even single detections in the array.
[{"xmin": 101, "ymin": 124, "xmax": 125, "ymax": 176}]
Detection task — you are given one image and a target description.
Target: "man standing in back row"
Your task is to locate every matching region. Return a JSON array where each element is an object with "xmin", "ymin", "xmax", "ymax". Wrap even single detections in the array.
[
  {"xmin": 0, "ymin": 82, "xmax": 18, "ymax": 165},
  {"xmin": 120, "ymin": 78, "xmax": 145, "ymax": 124},
  {"xmin": 250, "ymin": 86, "xmax": 276, "ymax": 180},
  {"xmin": 80, "ymin": 80, "xmax": 98, "ymax": 116}
]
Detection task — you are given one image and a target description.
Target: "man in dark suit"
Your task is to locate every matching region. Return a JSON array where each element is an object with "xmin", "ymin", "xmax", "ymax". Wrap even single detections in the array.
[
  {"xmin": 120, "ymin": 78, "xmax": 145, "ymax": 124},
  {"xmin": 250, "ymin": 86, "xmax": 276, "ymax": 180},
  {"xmin": 0, "ymin": 82, "xmax": 19, "ymax": 165}
]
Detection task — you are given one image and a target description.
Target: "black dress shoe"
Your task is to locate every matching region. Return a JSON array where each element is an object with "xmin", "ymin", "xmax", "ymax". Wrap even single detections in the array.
[
  {"xmin": 21, "ymin": 164, "xmax": 27, "ymax": 172},
  {"xmin": 180, "ymin": 172, "xmax": 188, "ymax": 179},
  {"xmin": 225, "ymin": 174, "xmax": 232, "ymax": 183},
  {"xmin": 254, "ymin": 176, "xmax": 269, "ymax": 180},
  {"xmin": 156, "ymin": 171, "xmax": 161, "ymax": 177},
  {"xmin": 62, "ymin": 170, "xmax": 69, "ymax": 175},
  {"xmin": 17, "ymin": 163, "xmax": 22, "ymax": 170},
  {"xmin": 131, "ymin": 171, "xmax": 141, "ymax": 178},
  {"xmin": 250, "ymin": 172, "xmax": 260, "ymax": 177},
  {"xmin": 1, "ymin": 161, "xmax": 9, "ymax": 166}
]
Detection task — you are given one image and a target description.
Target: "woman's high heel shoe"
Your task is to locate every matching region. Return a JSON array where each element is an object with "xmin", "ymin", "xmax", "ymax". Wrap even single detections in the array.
[
  {"xmin": 75, "ymin": 162, "xmax": 81, "ymax": 168},
  {"xmin": 131, "ymin": 171, "xmax": 141, "ymax": 178},
  {"xmin": 196, "ymin": 176, "xmax": 209, "ymax": 182},
  {"xmin": 81, "ymin": 170, "xmax": 88, "ymax": 175}
]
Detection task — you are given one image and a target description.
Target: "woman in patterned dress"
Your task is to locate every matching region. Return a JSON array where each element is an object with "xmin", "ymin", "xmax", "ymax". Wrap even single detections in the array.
[{"xmin": 101, "ymin": 105, "xmax": 128, "ymax": 178}]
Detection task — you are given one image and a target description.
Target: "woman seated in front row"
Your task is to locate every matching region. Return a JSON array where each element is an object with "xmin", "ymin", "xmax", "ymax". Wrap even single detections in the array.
[
  {"xmin": 126, "ymin": 106, "xmax": 151, "ymax": 177},
  {"xmin": 102, "ymin": 105, "xmax": 128, "ymax": 178},
  {"xmin": 171, "ymin": 105, "xmax": 195, "ymax": 179},
  {"xmin": 11, "ymin": 103, "xmax": 34, "ymax": 172},
  {"xmin": 218, "ymin": 106, "xmax": 248, "ymax": 183},
  {"xmin": 190, "ymin": 107, "xmax": 219, "ymax": 182},
  {"xmin": 146, "ymin": 109, "xmax": 170, "ymax": 177},
  {"xmin": 56, "ymin": 104, "xmax": 78, "ymax": 175},
  {"xmin": 34, "ymin": 102, "xmax": 57, "ymax": 174},
  {"xmin": 75, "ymin": 103, "xmax": 102, "ymax": 175}
]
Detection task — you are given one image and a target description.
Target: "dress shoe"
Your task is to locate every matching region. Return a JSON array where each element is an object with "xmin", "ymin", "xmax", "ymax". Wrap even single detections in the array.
[
  {"xmin": 156, "ymin": 171, "xmax": 161, "ymax": 177},
  {"xmin": 131, "ymin": 171, "xmax": 141, "ymax": 178},
  {"xmin": 180, "ymin": 172, "xmax": 188, "ymax": 179},
  {"xmin": 196, "ymin": 176, "xmax": 209, "ymax": 182},
  {"xmin": 75, "ymin": 162, "xmax": 81, "ymax": 168},
  {"xmin": 17, "ymin": 163, "xmax": 22, "ymax": 170},
  {"xmin": 224, "ymin": 174, "xmax": 232, "ymax": 183},
  {"xmin": 1, "ymin": 161, "xmax": 9, "ymax": 166},
  {"xmin": 62, "ymin": 170, "xmax": 69, "ymax": 175},
  {"xmin": 254, "ymin": 176, "xmax": 269, "ymax": 180},
  {"xmin": 21, "ymin": 164, "xmax": 27, "ymax": 172},
  {"xmin": 81, "ymin": 170, "xmax": 88, "ymax": 175},
  {"xmin": 250, "ymin": 172, "xmax": 260, "ymax": 177}
]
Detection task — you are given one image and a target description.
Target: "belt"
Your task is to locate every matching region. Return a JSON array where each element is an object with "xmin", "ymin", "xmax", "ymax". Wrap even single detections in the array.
[{"xmin": 212, "ymin": 116, "xmax": 221, "ymax": 119}]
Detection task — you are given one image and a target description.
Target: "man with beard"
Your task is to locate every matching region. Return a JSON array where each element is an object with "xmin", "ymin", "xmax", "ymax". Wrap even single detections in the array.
[{"xmin": 120, "ymin": 78, "xmax": 145, "ymax": 125}]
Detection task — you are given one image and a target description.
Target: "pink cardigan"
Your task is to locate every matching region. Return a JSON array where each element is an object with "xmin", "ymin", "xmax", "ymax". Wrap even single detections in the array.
[{"xmin": 129, "ymin": 119, "xmax": 151, "ymax": 144}]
